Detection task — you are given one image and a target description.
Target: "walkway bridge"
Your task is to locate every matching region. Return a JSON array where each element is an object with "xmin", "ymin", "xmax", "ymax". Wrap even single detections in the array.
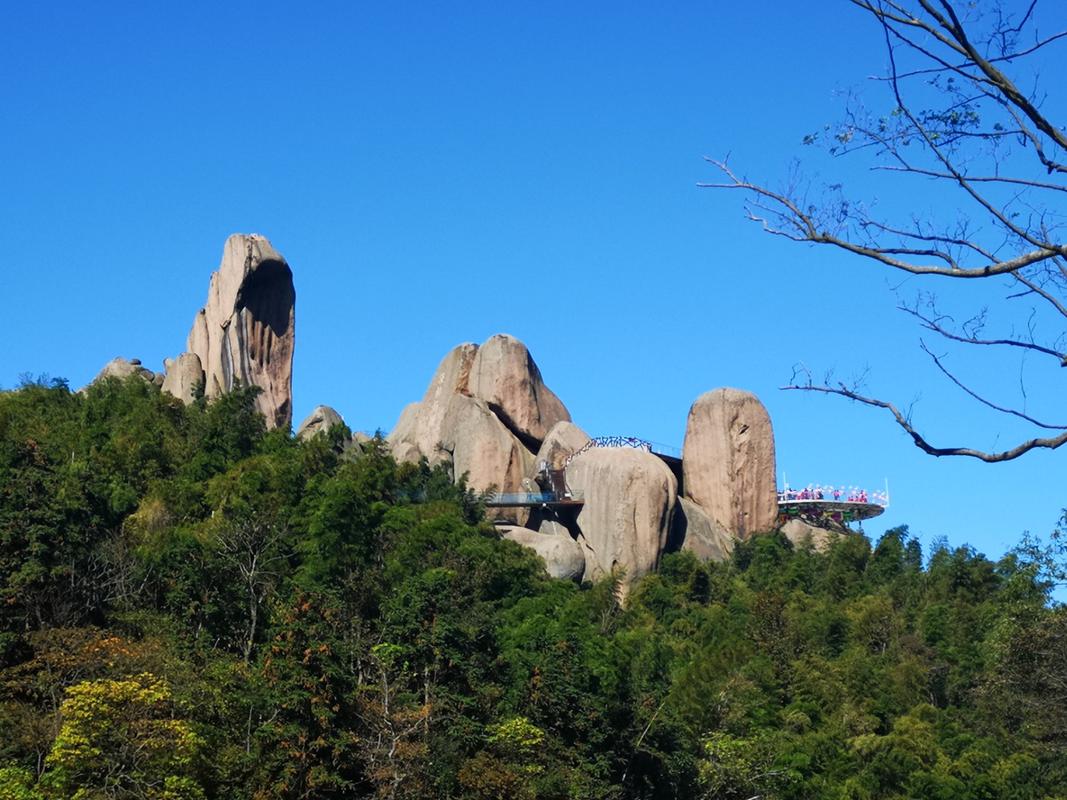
[
  {"xmin": 484, "ymin": 436, "xmax": 680, "ymax": 508},
  {"xmin": 486, "ymin": 437, "xmax": 891, "ymax": 534}
]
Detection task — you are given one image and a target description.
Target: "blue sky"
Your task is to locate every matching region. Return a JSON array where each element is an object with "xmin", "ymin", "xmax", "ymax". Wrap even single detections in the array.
[{"xmin": 2, "ymin": 2, "xmax": 1063, "ymax": 566}]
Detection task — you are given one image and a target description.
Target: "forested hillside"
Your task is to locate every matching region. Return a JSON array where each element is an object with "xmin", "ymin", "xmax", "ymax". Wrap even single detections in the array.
[{"xmin": 1, "ymin": 377, "xmax": 1064, "ymax": 799}]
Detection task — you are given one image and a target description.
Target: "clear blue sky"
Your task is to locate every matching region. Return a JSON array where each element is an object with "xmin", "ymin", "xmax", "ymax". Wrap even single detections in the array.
[{"xmin": 2, "ymin": 2, "xmax": 1063, "ymax": 566}]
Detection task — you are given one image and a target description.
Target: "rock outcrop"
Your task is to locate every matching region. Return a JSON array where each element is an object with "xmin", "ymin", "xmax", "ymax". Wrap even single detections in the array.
[
  {"xmin": 296, "ymin": 405, "xmax": 345, "ymax": 440},
  {"xmin": 185, "ymin": 234, "xmax": 295, "ymax": 429},
  {"xmin": 671, "ymin": 497, "xmax": 734, "ymax": 562},
  {"xmin": 568, "ymin": 447, "xmax": 677, "ymax": 596},
  {"xmin": 387, "ymin": 335, "xmax": 570, "ymax": 503},
  {"xmin": 441, "ymin": 394, "xmax": 534, "ymax": 494},
  {"xmin": 468, "ymin": 335, "xmax": 570, "ymax": 446},
  {"xmin": 388, "ymin": 343, "xmax": 479, "ymax": 466},
  {"xmin": 497, "ymin": 525, "xmax": 585, "ymax": 581},
  {"xmin": 161, "ymin": 353, "xmax": 203, "ymax": 404},
  {"xmin": 683, "ymin": 388, "xmax": 777, "ymax": 540},
  {"xmin": 533, "ymin": 421, "xmax": 591, "ymax": 473},
  {"xmin": 90, "ymin": 357, "xmax": 161, "ymax": 387},
  {"xmin": 780, "ymin": 519, "xmax": 838, "ymax": 552}
]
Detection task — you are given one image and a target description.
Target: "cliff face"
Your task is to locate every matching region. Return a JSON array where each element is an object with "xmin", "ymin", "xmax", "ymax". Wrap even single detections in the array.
[
  {"xmin": 682, "ymin": 388, "xmax": 778, "ymax": 540},
  {"xmin": 185, "ymin": 234, "xmax": 295, "ymax": 430}
]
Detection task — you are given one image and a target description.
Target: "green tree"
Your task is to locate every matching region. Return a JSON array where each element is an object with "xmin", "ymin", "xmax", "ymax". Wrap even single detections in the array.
[{"xmin": 39, "ymin": 673, "xmax": 204, "ymax": 800}]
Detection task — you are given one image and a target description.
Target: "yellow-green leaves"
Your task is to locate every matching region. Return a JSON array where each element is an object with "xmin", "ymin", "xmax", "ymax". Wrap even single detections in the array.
[{"xmin": 40, "ymin": 673, "xmax": 203, "ymax": 800}]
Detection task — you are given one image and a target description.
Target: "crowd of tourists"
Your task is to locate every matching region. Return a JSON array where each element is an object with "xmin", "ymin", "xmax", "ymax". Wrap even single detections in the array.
[{"xmin": 777, "ymin": 485, "xmax": 888, "ymax": 505}]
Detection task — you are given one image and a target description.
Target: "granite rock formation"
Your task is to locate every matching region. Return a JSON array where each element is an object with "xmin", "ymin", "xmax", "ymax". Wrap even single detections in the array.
[
  {"xmin": 89, "ymin": 357, "xmax": 161, "ymax": 387},
  {"xmin": 296, "ymin": 405, "xmax": 345, "ymax": 440},
  {"xmin": 440, "ymin": 394, "xmax": 534, "ymax": 495},
  {"xmin": 671, "ymin": 497, "xmax": 734, "ymax": 562},
  {"xmin": 567, "ymin": 447, "xmax": 677, "ymax": 597},
  {"xmin": 468, "ymin": 334, "xmax": 570, "ymax": 446},
  {"xmin": 388, "ymin": 343, "xmax": 479, "ymax": 466},
  {"xmin": 184, "ymin": 234, "xmax": 295, "ymax": 429},
  {"xmin": 780, "ymin": 518, "xmax": 838, "ymax": 552},
  {"xmin": 497, "ymin": 525, "xmax": 585, "ymax": 581},
  {"xmin": 533, "ymin": 421, "xmax": 591, "ymax": 473},
  {"xmin": 160, "ymin": 353, "xmax": 203, "ymax": 404},
  {"xmin": 387, "ymin": 335, "xmax": 569, "ymax": 501},
  {"xmin": 682, "ymin": 388, "xmax": 777, "ymax": 540}
]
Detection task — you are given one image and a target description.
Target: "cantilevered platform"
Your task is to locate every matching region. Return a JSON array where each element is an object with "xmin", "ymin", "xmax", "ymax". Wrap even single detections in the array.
[{"xmin": 777, "ymin": 499, "xmax": 885, "ymax": 528}]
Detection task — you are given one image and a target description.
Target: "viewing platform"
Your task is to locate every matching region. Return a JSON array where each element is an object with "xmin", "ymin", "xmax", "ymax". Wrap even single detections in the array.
[{"xmin": 777, "ymin": 486, "xmax": 888, "ymax": 528}]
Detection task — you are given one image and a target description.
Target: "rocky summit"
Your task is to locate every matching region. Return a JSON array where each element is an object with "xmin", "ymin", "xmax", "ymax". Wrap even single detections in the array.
[
  {"xmin": 185, "ymin": 234, "xmax": 295, "ymax": 430},
  {"xmin": 89, "ymin": 234, "xmax": 297, "ymax": 430},
  {"xmin": 87, "ymin": 233, "xmax": 840, "ymax": 593},
  {"xmin": 385, "ymin": 332, "xmax": 827, "ymax": 595}
]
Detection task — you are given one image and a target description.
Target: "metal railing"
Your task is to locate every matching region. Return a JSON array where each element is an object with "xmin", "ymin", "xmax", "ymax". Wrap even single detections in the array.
[
  {"xmin": 484, "ymin": 490, "xmax": 585, "ymax": 507},
  {"xmin": 777, "ymin": 486, "xmax": 889, "ymax": 507},
  {"xmin": 563, "ymin": 436, "xmax": 682, "ymax": 468}
]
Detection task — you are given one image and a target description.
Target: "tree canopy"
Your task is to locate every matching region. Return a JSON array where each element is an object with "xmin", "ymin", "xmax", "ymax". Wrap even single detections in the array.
[{"xmin": 0, "ymin": 374, "xmax": 1064, "ymax": 798}]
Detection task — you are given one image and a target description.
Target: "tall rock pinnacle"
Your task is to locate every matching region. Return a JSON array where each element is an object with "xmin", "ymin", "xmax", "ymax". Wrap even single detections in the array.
[
  {"xmin": 682, "ymin": 388, "xmax": 777, "ymax": 539},
  {"xmin": 185, "ymin": 234, "xmax": 295, "ymax": 429}
]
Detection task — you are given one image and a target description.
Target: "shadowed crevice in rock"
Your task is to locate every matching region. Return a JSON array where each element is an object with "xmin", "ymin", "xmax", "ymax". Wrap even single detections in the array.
[
  {"xmin": 236, "ymin": 258, "xmax": 295, "ymax": 345},
  {"xmin": 486, "ymin": 401, "xmax": 544, "ymax": 453},
  {"xmin": 184, "ymin": 234, "xmax": 296, "ymax": 430},
  {"xmin": 387, "ymin": 334, "xmax": 571, "ymax": 514}
]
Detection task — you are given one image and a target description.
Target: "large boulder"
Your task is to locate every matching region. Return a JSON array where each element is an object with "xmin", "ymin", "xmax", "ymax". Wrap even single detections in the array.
[
  {"xmin": 387, "ymin": 343, "xmax": 478, "ymax": 465},
  {"xmin": 468, "ymin": 334, "xmax": 570, "ymax": 446},
  {"xmin": 780, "ymin": 519, "xmax": 838, "ymax": 552},
  {"xmin": 670, "ymin": 497, "xmax": 734, "ymax": 563},
  {"xmin": 186, "ymin": 234, "xmax": 295, "ymax": 430},
  {"xmin": 89, "ymin": 357, "xmax": 157, "ymax": 386},
  {"xmin": 568, "ymin": 447, "xmax": 677, "ymax": 597},
  {"xmin": 533, "ymin": 421, "xmax": 591, "ymax": 473},
  {"xmin": 440, "ymin": 394, "xmax": 534, "ymax": 496},
  {"xmin": 683, "ymin": 388, "xmax": 777, "ymax": 540},
  {"xmin": 497, "ymin": 525, "xmax": 585, "ymax": 581},
  {"xmin": 388, "ymin": 403, "xmax": 428, "ymax": 464},
  {"xmin": 161, "ymin": 352, "xmax": 204, "ymax": 404},
  {"xmin": 387, "ymin": 335, "xmax": 569, "ymax": 504},
  {"xmin": 296, "ymin": 405, "xmax": 345, "ymax": 440}
]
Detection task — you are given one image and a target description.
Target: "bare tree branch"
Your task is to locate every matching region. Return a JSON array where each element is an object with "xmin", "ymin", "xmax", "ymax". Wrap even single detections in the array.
[
  {"xmin": 781, "ymin": 381, "xmax": 1067, "ymax": 462},
  {"xmin": 898, "ymin": 303, "xmax": 1067, "ymax": 363},
  {"xmin": 709, "ymin": 1, "xmax": 1067, "ymax": 462},
  {"xmin": 919, "ymin": 339, "xmax": 1067, "ymax": 428},
  {"xmin": 700, "ymin": 158, "xmax": 1064, "ymax": 277}
]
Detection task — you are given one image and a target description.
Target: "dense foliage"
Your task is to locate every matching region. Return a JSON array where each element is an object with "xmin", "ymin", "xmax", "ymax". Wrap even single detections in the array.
[{"xmin": 0, "ymin": 376, "xmax": 1064, "ymax": 799}]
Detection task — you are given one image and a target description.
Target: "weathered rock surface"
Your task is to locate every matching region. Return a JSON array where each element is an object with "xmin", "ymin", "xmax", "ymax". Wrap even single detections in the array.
[
  {"xmin": 497, "ymin": 525, "xmax": 585, "ymax": 581},
  {"xmin": 468, "ymin": 334, "xmax": 570, "ymax": 446},
  {"xmin": 441, "ymin": 394, "xmax": 534, "ymax": 495},
  {"xmin": 296, "ymin": 405, "xmax": 345, "ymax": 440},
  {"xmin": 533, "ymin": 421, "xmax": 591, "ymax": 473},
  {"xmin": 387, "ymin": 335, "xmax": 569, "ymax": 520},
  {"xmin": 683, "ymin": 388, "xmax": 777, "ymax": 540},
  {"xmin": 387, "ymin": 343, "xmax": 479, "ymax": 465},
  {"xmin": 161, "ymin": 353, "xmax": 204, "ymax": 404},
  {"xmin": 780, "ymin": 519, "xmax": 838, "ymax": 552},
  {"xmin": 568, "ymin": 447, "xmax": 677, "ymax": 596},
  {"xmin": 186, "ymin": 234, "xmax": 295, "ymax": 430},
  {"xmin": 91, "ymin": 357, "xmax": 157, "ymax": 386},
  {"xmin": 671, "ymin": 497, "xmax": 734, "ymax": 562},
  {"xmin": 388, "ymin": 403, "xmax": 427, "ymax": 464}
]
